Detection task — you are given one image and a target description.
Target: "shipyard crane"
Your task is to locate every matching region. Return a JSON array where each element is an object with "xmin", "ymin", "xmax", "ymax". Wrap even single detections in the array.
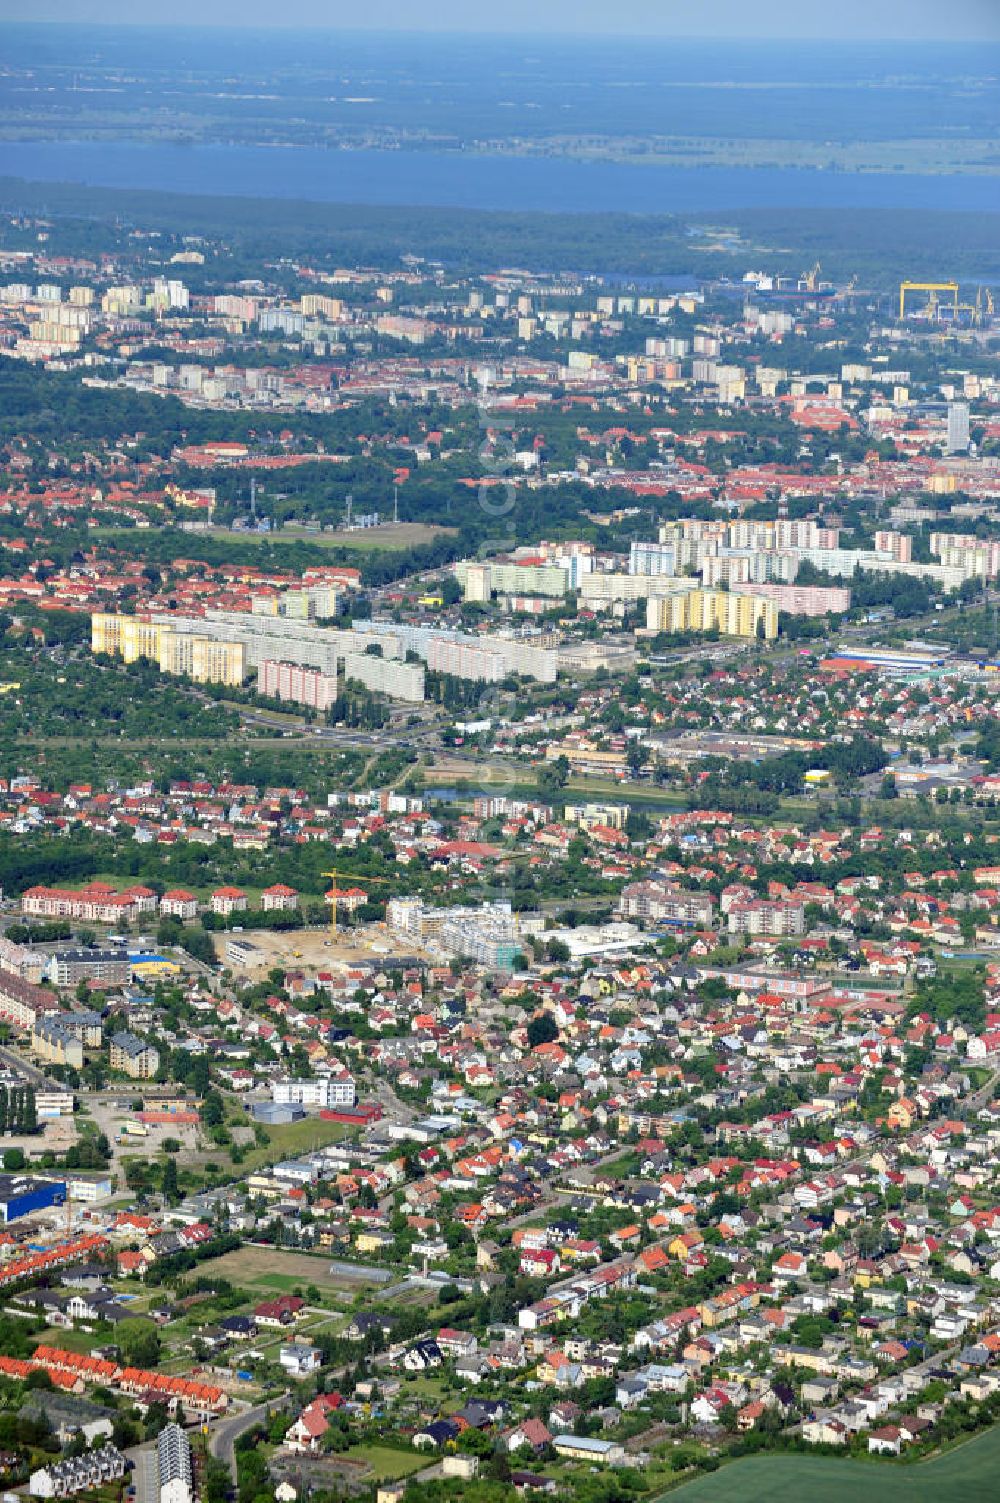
[{"xmin": 898, "ymin": 280, "xmax": 959, "ymax": 320}]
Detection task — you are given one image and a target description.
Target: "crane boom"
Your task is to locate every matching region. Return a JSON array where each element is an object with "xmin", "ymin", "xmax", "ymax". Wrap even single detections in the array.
[
  {"xmin": 321, "ymin": 868, "xmax": 392, "ymax": 938},
  {"xmin": 899, "ymin": 280, "xmax": 959, "ymax": 320}
]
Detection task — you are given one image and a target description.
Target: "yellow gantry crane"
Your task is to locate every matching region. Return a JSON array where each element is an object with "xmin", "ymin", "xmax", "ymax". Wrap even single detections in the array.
[
  {"xmin": 321, "ymin": 868, "xmax": 392, "ymax": 938},
  {"xmin": 899, "ymin": 280, "xmax": 959, "ymax": 320}
]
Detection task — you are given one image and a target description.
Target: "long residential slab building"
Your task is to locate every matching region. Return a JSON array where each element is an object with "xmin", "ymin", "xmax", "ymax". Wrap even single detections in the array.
[{"xmin": 91, "ymin": 610, "xmax": 426, "ymax": 701}]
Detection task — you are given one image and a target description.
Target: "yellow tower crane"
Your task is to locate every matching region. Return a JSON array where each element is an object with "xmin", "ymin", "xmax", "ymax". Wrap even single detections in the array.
[
  {"xmin": 321, "ymin": 869, "xmax": 392, "ymax": 938},
  {"xmin": 322, "ymin": 847, "xmax": 543, "ymax": 944}
]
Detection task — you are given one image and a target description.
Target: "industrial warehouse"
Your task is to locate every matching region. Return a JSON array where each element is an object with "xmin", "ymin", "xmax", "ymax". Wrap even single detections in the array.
[{"xmin": 0, "ymin": 1174, "xmax": 67, "ymax": 1224}]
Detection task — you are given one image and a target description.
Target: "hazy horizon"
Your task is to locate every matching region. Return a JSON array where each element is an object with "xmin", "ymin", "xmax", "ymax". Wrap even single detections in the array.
[{"xmin": 1, "ymin": 0, "xmax": 998, "ymax": 43}]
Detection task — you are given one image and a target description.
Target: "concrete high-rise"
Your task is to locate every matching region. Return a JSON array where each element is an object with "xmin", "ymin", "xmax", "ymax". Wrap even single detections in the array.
[{"xmin": 947, "ymin": 402, "xmax": 971, "ymax": 454}]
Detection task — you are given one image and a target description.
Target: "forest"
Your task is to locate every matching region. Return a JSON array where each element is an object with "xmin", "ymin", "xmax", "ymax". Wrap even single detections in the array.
[{"xmin": 1, "ymin": 176, "xmax": 998, "ymax": 285}]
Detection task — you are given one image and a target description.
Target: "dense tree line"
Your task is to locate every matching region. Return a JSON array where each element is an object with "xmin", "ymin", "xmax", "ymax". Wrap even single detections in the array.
[
  {"xmin": 702, "ymin": 734, "xmax": 887, "ymax": 798},
  {"xmin": 0, "ymin": 1086, "xmax": 37, "ymax": 1137},
  {"xmin": 3, "ymin": 175, "xmax": 999, "ymax": 284},
  {"xmin": 0, "ymin": 649, "xmax": 238, "ymax": 744},
  {"xmin": 796, "ymin": 559, "xmax": 936, "ymax": 617}
]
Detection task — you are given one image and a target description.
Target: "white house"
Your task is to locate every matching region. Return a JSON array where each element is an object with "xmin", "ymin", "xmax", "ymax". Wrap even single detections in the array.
[{"xmin": 280, "ymin": 1343, "xmax": 323, "ymax": 1377}]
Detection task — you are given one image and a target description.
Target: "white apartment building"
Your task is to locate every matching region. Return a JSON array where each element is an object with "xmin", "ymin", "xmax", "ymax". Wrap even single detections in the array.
[{"xmin": 272, "ymin": 1076, "xmax": 357, "ymax": 1110}]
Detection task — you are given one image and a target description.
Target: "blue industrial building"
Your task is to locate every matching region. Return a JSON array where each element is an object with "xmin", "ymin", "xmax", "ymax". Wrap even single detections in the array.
[{"xmin": 0, "ymin": 1175, "xmax": 67, "ymax": 1223}]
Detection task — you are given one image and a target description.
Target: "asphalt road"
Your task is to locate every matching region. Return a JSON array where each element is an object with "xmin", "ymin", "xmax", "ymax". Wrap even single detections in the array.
[
  {"xmin": 0, "ymin": 1042, "xmax": 48, "ymax": 1087},
  {"xmin": 134, "ymin": 1446, "xmax": 158, "ymax": 1503},
  {"xmin": 208, "ymin": 1399, "xmax": 281, "ymax": 1479},
  {"xmin": 961, "ymin": 1068, "xmax": 1000, "ymax": 1119}
]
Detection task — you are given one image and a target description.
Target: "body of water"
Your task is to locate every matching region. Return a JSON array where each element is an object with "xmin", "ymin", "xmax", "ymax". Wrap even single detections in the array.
[{"xmin": 2, "ymin": 140, "xmax": 999, "ymax": 215}]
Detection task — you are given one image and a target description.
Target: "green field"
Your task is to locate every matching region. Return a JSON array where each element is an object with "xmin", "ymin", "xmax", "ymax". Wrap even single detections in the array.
[
  {"xmin": 347, "ymin": 1445, "xmax": 426, "ymax": 1482},
  {"xmin": 38, "ymin": 1325, "xmax": 111, "ymax": 1354},
  {"xmin": 93, "ymin": 521, "xmax": 455, "ymax": 554},
  {"xmin": 238, "ymin": 1113, "xmax": 352, "ymax": 1172},
  {"xmin": 253, "ymin": 1272, "xmax": 316, "ymax": 1291},
  {"xmin": 667, "ymin": 1428, "xmax": 1000, "ymax": 1503},
  {"xmin": 197, "ymin": 1244, "xmax": 386, "ymax": 1294}
]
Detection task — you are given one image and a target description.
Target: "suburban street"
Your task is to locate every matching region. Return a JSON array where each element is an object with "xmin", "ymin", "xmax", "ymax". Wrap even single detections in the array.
[{"xmin": 208, "ymin": 1399, "xmax": 285, "ymax": 1480}]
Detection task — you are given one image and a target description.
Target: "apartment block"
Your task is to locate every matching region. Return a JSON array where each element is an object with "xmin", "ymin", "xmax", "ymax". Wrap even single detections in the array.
[
  {"xmin": 618, "ymin": 881, "xmax": 715, "ymax": 928},
  {"xmin": 742, "ymin": 582, "xmax": 852, "ymax": 616},
  {"xmin": 564, "ymin": 803, "xmax": 629, "ymax": 832},
  {"xmin": 91, "ymin": 614, "xmax": 246, "ymax": 686},
  {"xmin": 874, "ymin": 531, "xmax": 913, "ymax": 563},
  {"xmin": 43, "ymin": 951, "xmax": 130, "ymax": 987},
  {"xmin": 31, "ymin": 1016, "xmax": 84, "ymax": 1070},
  {"xmin": 357, "ymin": 620, "xmax": 556, "ymax": 685},
  {"xmin": 109, "ymin": 1031, "xmax": 160, "ymax": 1080},
  {"xmin": 629, "ymin": 540, "xmax": 703, "ymax": 578},
  {"xmin": 272, "ymin": 1076, "xmax": 356, "ymax": 1109},
  {"xmin": 0, "ymin": 970, "xmax": 63, "ymax": 1033},
  {"xmin": 157, "ymin": 1424, "xmax": 193, "ymax": 1503},
  {"xmin": 930, "ymin": 533, "xmax": 1000, "ymax": 579},
  {"xmin": 260, "ymin": 659, "xmax": 339, "ymax": 711},
  {"xmin": 726, "ymin": 900, "xmax": 806, "ymax": 938},
  {"xmin": 21, "ymin": 882, "xmax": 156, "ymax": 925},
  {"xmin": 341, "ymin": 652, "xmax": 426, "ymax": 702},
  {"xmin": 646, "ymin": 589, "xmax": 779, "ymax": 641}
]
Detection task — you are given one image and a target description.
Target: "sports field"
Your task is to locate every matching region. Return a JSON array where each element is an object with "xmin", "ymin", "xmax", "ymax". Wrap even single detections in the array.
[{"xmin": 667, "ymin": 1426, "xmax": 1000, "ymax": 1503}]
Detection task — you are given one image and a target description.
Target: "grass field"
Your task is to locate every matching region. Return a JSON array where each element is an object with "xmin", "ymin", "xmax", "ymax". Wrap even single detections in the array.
[
  {"xmin": 252, "ymin": 1271, "xmax": 312, "ymax": 1291},
  {"xmin": 38, "ymin": 1325, "xmax": 111, "ymax": 1354},
  {"xmin": 347, "ymin": 1446, "xmax": 427, "ymax": 1482},
  {"xmin": 236, "ymin": 1112, "xmax": 352, "ymax": 1172},
  {"xmin": 279, "ymin": 522, "xmax": 456, "ymax": 552},
  {"xmin": 93, "ymin": 522, "xmax": 455, "ymax": 553},
  {"xmin": 667, "ymin": 1427, "xmax": 1000, "ymax": 1503},
  {"xmin": 199, "ymin": 1244, "xmax": 384, "ymax": 1293}
]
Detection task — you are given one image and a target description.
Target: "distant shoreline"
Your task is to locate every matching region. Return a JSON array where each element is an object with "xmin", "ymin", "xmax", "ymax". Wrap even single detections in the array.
[
  {"xmin": 3, "ymin": 141, "xmax": 999, "ymax": 216},
  {"xmin": 1, "ymin": 132, "xmax": 998, "ymax": 180}
]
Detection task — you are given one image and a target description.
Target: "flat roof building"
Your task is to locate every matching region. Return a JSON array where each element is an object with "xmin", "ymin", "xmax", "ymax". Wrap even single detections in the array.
[
  {"xmin": 0, "ymin": 1174, "xmax": 67, "ymax": 1223},
  {"xmin": 157, "ymin": 1423, "xmax": 193, "ymax": 1503}
]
